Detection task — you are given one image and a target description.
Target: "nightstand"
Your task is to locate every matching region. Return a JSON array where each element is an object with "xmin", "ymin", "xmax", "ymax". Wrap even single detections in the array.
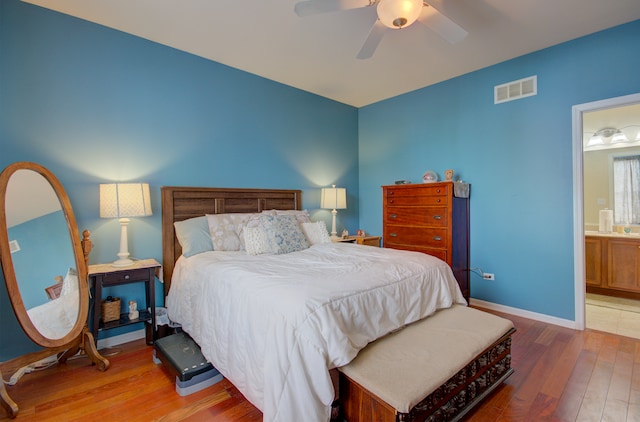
[
  {"xmin": 337, "ymin": 235, "xmax": 381, "ymax": 247},
  {"xmin": 89, "ymin": 258, "xmax": 161, "ymax": 345}
]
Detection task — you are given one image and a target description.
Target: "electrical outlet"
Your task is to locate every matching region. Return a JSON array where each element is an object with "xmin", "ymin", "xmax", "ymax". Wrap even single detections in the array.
[{"xmin": 482, "ymin": 273, "xmax": 495, "ymax": 281}]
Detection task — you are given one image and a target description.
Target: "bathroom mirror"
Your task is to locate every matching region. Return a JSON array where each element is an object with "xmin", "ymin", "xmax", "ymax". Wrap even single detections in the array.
[{"xmin": 0, "ymin": 162, "xmax": 108, "ymax": 418}]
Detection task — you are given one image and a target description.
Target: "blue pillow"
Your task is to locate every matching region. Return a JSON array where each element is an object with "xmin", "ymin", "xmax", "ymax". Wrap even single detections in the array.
[
  {"xmin": 260, "ymin": 214, "xmax": 309, "ymax": 254},
  {"xmin": 174, "ymin": 216, "xmax": 213, "ymax": 257}
]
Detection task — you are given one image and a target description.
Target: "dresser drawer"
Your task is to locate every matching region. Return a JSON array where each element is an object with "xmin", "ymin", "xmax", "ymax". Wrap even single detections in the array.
[
  {"xmin": 384, "ymin": 226, "xmax": 449, "ymax": 248},
  {"xmin": 385, "ymin": 206, "xmax": 448, "ymax": 227},
  {"xmin": 101, "ymin": 268, "xmax": 150, "ymax": 285},
  {"xmin": 385, "ymin": 244, "xmax": 448, "ymax": 262},
  {"xmin": 385, "ymin": 195, "xmax": 449, "ymax": 206},
  {"xmin": 384, "ymin": 185, "xmax": 450, "ymax": 198}
]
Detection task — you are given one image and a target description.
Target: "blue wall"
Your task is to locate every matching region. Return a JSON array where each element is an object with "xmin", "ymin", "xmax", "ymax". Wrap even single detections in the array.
[
  {"xmin": 358, "ymin": 20, "xmax": 640, "ymax": 320},
  {"xmin": 1, "ymin": 0, "xmax": 640, "ymax": 359},
  {"xmin": 0, "ymin": 0, "xmax": 358, "ymax": 356},
  {"xmin": 8, "ymin": 210, "xmax": 73, "ymax": 309}
]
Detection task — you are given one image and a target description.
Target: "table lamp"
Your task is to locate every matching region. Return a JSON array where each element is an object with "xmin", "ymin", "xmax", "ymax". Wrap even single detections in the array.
[
  {"xmin": 320, "ymin": 184, "xmax": 347, "ymax": 240},
  {"xmin": 100, "ymin": 183, "xmax": 152, "ymax": 267}
]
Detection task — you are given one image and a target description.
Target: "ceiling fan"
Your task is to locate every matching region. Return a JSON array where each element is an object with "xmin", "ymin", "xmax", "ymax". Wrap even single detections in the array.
[{"xmin": 294, "ymin": 0, "xmax": 468, "ymax": 59}]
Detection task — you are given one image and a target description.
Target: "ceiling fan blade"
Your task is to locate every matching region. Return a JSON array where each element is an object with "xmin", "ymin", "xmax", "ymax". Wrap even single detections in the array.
[
  {"xmin": 294, "ymin": 0, "xmax": 371, "ymax": 17},
  {"xmin": 418, "ymin": 4, "xmax": 468, "ymax": 44},
  {"xmin": 357, "ymin": 20, "xmax": 386, "ymax": 60}
]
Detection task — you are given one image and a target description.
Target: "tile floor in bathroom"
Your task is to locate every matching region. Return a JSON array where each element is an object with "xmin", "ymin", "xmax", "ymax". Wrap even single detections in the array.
[{"xmin": 586, "ymin": 293, "xmax": 640, "ymax": 340}]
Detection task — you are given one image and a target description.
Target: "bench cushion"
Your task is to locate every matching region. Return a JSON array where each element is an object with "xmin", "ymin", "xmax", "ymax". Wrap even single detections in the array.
[{"xmin": 338, "ymin": 305, "xmax": 514, "ymax": 413}]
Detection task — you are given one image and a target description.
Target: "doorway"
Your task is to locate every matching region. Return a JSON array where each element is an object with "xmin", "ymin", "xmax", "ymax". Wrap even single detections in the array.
[{"xmin": 573, "ymin": 92, "xmax": 640, "ymax": 336}]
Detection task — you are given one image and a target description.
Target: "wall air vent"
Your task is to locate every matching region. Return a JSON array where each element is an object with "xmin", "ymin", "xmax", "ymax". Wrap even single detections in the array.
[{"xmin": 494, "ymin": 75, "xmax": 537, "ymax": 104}]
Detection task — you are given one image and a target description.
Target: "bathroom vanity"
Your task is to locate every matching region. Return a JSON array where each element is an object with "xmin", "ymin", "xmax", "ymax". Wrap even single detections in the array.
[{"xmin": 585, "ymin": 232, "xmax": 640, "ymax": 300}]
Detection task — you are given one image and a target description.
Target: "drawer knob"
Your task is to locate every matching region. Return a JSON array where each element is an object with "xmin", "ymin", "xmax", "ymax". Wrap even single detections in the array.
[
  {"xmin": 390, "ymin": 214, "xmax": 397, "ymax": 219},
  {"xmin": 390, "ymin": 233, "xmax": 398, "ymax": 237},
  {"xmin": 389, "ymin": 191, "xmax": 394, "ymax": 195},
  {"xmin": 436, "ymin": 189, "xmax": 441, "ymax": 193},
  {"xmin": 389, "ymin": 199, "xmax": 394, "ymax": 203},
  {"xmin": 436, "ymin": 199, "xmax": 441, "ymax": 203},
  {"xmin": 433, "ymin": 236, "xmax": 442, "ymax": 241},
  {"xmin": 433, "ymin": 215, "xmax": 442, "ymax": 220},
  {"xmin": 124, "ymin": 275, "xmax": 130, "ymax": 280}
]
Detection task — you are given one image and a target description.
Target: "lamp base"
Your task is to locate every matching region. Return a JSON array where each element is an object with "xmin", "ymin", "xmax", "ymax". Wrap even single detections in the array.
[
  {"xmin": 112, "ymin": 218, "xmax": 134, "ymax": 267},
  {"xmin": 330, "ymin": 209, "xmax": 338, "ymax": 238},
  {"xmin": 111, "ymin": 257, "xmax": 135, "ymax": 267}
]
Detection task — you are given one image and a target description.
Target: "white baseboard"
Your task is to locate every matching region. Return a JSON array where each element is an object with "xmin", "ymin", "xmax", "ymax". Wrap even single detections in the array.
[
  {"xmin": 96, "ymin": 328, "xmax": 146, "ymax": 349},
  {"xmin": 470, "ymin": 298, "xmax": 580, "ymax": 330}
]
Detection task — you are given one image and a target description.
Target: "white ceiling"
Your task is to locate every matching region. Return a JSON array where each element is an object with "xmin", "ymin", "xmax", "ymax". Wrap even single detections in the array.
[{"xmin": 22, "ymin": 0, "xmax": 640, "ymax": 107}]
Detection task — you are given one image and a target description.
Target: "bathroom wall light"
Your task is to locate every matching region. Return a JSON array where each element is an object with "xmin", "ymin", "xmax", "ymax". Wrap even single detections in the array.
[
  {"xmin": 611, "ymin": 130, "xmax": 629, "ymax": 143},
  {"xmin": 586, "ymin": 126, "xmax": 640, "ymax": 148}
]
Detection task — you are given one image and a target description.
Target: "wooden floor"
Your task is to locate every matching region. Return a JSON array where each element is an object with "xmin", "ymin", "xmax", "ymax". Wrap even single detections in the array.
[{"xmin": 1, "ymin": 307, "xmax": 639, "ymax": 421}]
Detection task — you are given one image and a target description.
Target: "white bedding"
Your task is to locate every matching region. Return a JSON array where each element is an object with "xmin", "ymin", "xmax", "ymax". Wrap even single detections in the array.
[
  {"xmin": 167, "ymin": 242, "xmax": 466, "ymax": 422},
  {"xmin": 27, "ymin": 292, "xmax": 78, "ymax": 339}
]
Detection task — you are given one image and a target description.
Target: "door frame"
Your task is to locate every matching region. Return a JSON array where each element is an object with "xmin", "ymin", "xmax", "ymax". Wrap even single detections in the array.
[{"xmin": 572, "ymin": 92, "xmax": 640, "ymax": 330}]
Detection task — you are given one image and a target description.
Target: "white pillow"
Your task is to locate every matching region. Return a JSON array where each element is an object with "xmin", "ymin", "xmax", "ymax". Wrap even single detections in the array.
[
  {"xmin": 60, "ymin": 267, "xmax": 78, "ymax": 297},
  {"xmin": 301, "ymin": 221, "xmax": 331, "ymax": 245},
  {"xmin": 244, "ymin": 227, "xmax": 271, "ymax": 256}
]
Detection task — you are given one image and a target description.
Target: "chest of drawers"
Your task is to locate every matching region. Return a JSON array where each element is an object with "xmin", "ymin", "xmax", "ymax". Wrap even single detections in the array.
[{"xmin": 382, "ymin": 182, "xmax": 470, "ymax": 300}]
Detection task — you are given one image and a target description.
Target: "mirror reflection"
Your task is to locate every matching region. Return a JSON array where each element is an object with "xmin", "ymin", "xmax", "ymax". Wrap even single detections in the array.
[{"xmin": 4, "ymin": 169, "xmax": 79, "ymax": 339}]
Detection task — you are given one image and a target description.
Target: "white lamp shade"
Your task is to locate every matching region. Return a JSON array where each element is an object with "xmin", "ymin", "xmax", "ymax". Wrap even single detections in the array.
[
  {"xmin": 377, "ymin": 0, "xmax": 423, "ymax": 29},
  {"xmin": 586, "ymin": 135, "xmax": 604, "ymax": 147},
  {"xmin": 321, "ymin": 186, "xmax": 347, "ymax": 210},
  {"xmin": 611, "ymin": 131, "xmax": 629, "ymax": 143},
  {"xmin": 100, "ymin": 183, "xmax": 152, "ymax": 218}
]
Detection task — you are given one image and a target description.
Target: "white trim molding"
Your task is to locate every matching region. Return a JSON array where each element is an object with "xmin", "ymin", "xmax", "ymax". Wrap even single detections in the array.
[
  {"xmin": 96, "ymin": 328, "xmax": 146, "ymax": 349},
  {"xmin": 572, "ymin": 92, "xmax": 640, "ymax": 331},
  {"xmin": 470, "ymin": 299, "xmax": 579, "ymax": 330}
]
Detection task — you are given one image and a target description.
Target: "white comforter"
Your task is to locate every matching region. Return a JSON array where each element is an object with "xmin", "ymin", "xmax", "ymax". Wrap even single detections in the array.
[
  {"xmin": 27, "ymin": 292, "xmax": 79, "ymax": 340},
  {"xmin": 167, "ymin": 242, "xmax": 466, "ymax": 422}
]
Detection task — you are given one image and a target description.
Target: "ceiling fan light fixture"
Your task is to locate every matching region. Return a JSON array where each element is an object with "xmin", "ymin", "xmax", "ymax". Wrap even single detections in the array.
[{"xmin": 377, "ymin": 0, "xmax": 423, "ymax": 29}]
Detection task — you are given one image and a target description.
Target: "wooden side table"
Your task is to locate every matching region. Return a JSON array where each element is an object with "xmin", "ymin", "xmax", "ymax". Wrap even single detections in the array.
[
  {"xmin": 336, "ymin": 235, "xmax": 381, "ymax": 247},
  {"xmin": 89, "ymin": 258, "xmax": 161, "ymax": 345}
]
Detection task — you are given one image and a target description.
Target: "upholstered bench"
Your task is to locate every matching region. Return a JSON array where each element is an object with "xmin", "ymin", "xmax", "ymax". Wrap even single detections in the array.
[{"xmin": 338, "ymin": 305, "xmax": 515, "ymax": 422}]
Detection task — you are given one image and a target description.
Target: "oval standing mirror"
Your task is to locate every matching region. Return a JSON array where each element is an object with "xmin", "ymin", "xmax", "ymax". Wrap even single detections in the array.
[
  {"xmin": 0, "ymin": 162, "xmax": 87, "ymax": 347},
  {"xmin": 0, "ymin": 162, "xmax": 108, "ymax": 419}
]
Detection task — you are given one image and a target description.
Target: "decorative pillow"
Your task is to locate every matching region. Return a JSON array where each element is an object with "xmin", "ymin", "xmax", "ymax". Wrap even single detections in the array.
[
  {"xmin": 207, "ymin": 213, "xmax": 260, "ymax": 251},
  {"xmin": 244, "ymin": 227, "xmax": 271, "ymax": 256},
  {"xmin": 260, "ymin": 214, "xmax": 309, "ymax": 254},
  {"xmin": 174, "ymin": 216, "xmax": 213, "ymax": 257},
  {"xmin": 60, "ymin": 267, "xmax": 78, "ymax": 297},
  {"xmin": 269, "ymin": 209, "xmax": 311, "ymax": 223},
  {"xmin": 236, "ymin": 213, "xmax": 260, "ymax": 251},
  {"xmin": 301, "ymin": 221, "xmax": 331, "ymax": 245}
]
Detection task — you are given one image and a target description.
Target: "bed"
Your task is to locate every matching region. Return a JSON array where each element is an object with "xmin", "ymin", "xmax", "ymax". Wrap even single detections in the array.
[
  {"xmin": 161, "ymin": 187, "xmax": 474, "ymax": 422},
  {"xmin": 27, "ymin": 268, "xmax": 79, "ymax": 340}
]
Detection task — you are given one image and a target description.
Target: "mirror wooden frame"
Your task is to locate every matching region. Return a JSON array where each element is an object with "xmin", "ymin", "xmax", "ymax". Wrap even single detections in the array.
[{"xmin": 0, "ymin": 162, "xmax": 109, "ymax": 418}]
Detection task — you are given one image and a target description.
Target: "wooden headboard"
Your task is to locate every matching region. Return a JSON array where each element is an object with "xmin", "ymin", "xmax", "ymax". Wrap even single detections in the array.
[{"xmin": 161, "ymin": 186, "xmax": 302, "ymax": 297}]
